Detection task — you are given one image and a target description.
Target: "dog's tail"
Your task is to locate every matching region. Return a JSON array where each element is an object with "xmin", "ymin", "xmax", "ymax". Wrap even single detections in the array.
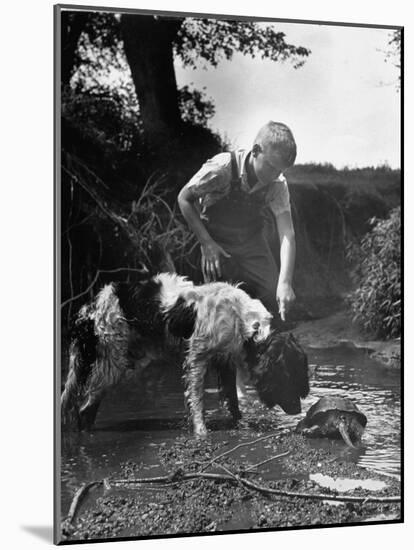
[{"xmin": 61, "ymin": 311, "xmax": 98, "ymax": 429}]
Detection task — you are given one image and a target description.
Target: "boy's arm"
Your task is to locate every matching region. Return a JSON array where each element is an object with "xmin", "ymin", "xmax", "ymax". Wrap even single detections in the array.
[
  {"xmin": 178, "ymin": 185, "xmax": 230, "ymax": 281},
  {"xmin": 274, "ymin": 209, "xmax": 296, "ymax": 321}
]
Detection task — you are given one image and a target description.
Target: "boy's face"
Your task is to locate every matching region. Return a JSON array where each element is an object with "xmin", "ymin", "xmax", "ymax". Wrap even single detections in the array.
[{"xmin": 252, "ymin": 143, "xmax": 290, "ymax": 185}]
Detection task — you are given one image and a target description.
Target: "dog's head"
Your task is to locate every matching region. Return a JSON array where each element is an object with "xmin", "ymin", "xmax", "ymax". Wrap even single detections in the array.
[{"xmin": 245, "ymin": 332, "xmax": 309, "ymax": 415}]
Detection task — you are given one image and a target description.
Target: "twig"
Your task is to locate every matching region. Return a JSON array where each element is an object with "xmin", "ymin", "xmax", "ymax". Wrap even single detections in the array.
[
  {"xmin": 62, "ymin": 212, "xmax": 94, "ymax": 236},
  {"xmin": 67, "ymin": 230, "xmax": 74, "ymax": 324},
  {"xmin": 61, "ymin": 267, "xmax": 148, "ymax": 309},
  {"xmin": 98, "ymin": 268, "xmax": 148, "ymax": 275},
  {"xmin": 215, "ymin": 463, "xmax": 256, "ymax": 497},
  {"xmin": 63, "ymin": 163, "xmax": 144, "ymax": 256},
  {"xmin": 61, "ymin": 270, "xmax": 100, "ymax": 309},
  {"xmin": 244, "ymin": 450, "xmax": 290, "ymax": 472},
  {"xmin": 66, "ymin": 481, "xmax": 103, "ymax": 524},
  {"xmin": 200, "ymin": 429, "xmax": 289, "ymax": 472},
  {"xmin": 65, "ymin": 152, "xmax": 110, "ymax": 190},
  {"xmin": 66, "ymin": 179, "xmax": 75, "ymax": 323},
  {"xmin": 131, "ymin": 172, "xmax": 167, "ymax": 215},
  {"xmin": 109, "ymin": 472, "xmax": 231, "ymax": 485},
  {"xmin": 233, "ymin": 477, "xmax": 401, "ymax": 503}
]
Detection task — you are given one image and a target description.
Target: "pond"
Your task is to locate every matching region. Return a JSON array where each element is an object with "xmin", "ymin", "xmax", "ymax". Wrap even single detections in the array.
[{"xmin": 60, "ymin": 343, "xmax": 401, "ymax": 520}]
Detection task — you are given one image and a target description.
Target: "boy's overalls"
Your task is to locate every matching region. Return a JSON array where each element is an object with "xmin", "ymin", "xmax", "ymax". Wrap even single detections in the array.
[{"xmin": 202, "ymin": 151, "xmax": 279, "ymax": 316}]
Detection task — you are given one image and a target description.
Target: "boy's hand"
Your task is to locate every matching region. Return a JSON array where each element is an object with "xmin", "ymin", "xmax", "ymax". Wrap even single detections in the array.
[
  {"xmin": 201, "ymin": 241, "xmax": 231, "ymax": 282},
  {"xmin": 276, "ymin": 282, "xmax": 296, "ymax": 321}
]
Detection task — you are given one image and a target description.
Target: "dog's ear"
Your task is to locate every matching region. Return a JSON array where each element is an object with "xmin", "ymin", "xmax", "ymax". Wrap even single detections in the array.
[
  {"xmin": 247, "ymin": 332, "xmax": 309, "ymax": 413},
  {"xmin": 115, "ymin": 277, "xmax": 165, "ymax": 336},
  {"xmin": 286, "ymin": 334, "xmax": 310, "ymax": 398},
  {"xmin": 250, "ymin": 337, "xmax": 287, "ymax": 409}
]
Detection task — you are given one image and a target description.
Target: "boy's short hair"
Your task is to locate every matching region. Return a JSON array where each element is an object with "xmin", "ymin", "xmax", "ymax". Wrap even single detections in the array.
[{"xmin": 254, "ymin": 121, "xmax": 297, "ymax": 167}]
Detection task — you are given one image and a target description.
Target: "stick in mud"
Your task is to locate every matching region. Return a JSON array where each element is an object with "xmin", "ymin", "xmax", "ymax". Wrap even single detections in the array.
[
  {"xmin": 200, "ymin": 428, "xmax": 290, "ymax": 472},
  {"xmin": 108, "ymin": 472, "xmax": 400, "ymax": 503},
  {"xmin": 244, "ymin": 450, "xmax": 291, "ymax": 472},
  {"xmin": 66, "ymin": 480, "xmax": 103, "ymax": 524}
]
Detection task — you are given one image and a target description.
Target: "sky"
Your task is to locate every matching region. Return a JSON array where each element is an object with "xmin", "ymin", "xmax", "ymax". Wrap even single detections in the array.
[{"xmin": 175, "ymin": 22, "xmax": 401, "ymax": 168}]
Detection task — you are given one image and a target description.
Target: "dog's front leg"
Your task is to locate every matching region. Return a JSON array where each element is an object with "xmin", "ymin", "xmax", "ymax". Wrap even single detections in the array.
[
  {"xmin": 183, "ymin": 355, "xmax": 208, "ymax": 437},
  {"xmin": 217, "ymin": 360, "xmax": 242, "ymax": 424}
]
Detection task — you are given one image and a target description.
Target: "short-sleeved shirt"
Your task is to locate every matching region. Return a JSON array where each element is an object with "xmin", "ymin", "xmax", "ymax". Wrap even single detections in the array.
[{"xmin": 187, "ymin": 149, "xmax": 291, "ymax": 218}]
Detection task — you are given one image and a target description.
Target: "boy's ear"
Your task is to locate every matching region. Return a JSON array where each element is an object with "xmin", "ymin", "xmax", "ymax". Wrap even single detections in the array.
[{"xmin": 252, "ymin": 143, "xmax": 261, "ymax": 157}]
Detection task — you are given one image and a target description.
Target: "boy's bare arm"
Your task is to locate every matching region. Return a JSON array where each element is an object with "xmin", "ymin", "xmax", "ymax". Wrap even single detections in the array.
[
  {"xmin": 178, "ymin": 185, "xmax": 230, "ymax": 281},
  {"xmin": 275, "ymin": 210, "xmax": 296, "ymax": 320}
]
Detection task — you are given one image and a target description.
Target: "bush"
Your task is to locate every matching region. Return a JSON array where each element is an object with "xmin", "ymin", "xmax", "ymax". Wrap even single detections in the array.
[{"xmin": 346, "ymin": 207, "xmax": 401, "ymax": 339}]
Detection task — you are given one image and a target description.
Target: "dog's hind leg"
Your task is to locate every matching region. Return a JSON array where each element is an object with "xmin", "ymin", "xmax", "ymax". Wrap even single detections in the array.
[
  {"xmin": 183, "ymin": 354, "xmax": 209, "ymax": 438},
  {"xmin": 61, "ymin": 340, "xmax": 88, "ymax": 430},
  {"xmin": 62, "ymin": 309, "xmax": 98, "ymax": 430},
  {"xmin": 78, "ymin": 356, "xmax": 127, "ymax": 430},
  {"xmin": 61, "ymin": 369, "xmax": 79, "ymax": 429},
  {"xmin": 217, "ymin": 359, "xmax": 242, "ymax": 424},
  {"xmin": 79, "ymin": 391, "xmax": 105, "ymax": 431}
]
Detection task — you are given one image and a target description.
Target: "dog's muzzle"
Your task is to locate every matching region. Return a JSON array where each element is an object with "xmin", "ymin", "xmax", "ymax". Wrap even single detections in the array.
[{"xmin": 280, "ymin": 398, "xmax": 302, "ymax": 415}]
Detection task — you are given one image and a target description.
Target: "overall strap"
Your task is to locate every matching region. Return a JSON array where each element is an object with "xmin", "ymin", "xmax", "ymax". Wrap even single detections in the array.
[{"xmin": 230, "ymin": 151, "xmax": 241, "ymax": 191}]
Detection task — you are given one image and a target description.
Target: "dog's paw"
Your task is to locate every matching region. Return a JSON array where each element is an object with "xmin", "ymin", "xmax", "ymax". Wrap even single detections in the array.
[{"xmin": 194, "ymin": 424, "xmax": 208, "ymax": 438}]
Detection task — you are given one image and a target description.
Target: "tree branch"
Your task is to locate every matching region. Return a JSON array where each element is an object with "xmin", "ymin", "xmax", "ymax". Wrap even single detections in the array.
[
  {"xmin": 244, "ymin": 450, "xmax": 290, "ymax": 472},
  {"xmin": 66, "ymin": 481, "xmax": 103, "ymax": 524},
  {"xmin": 60, "ymin": 267, "xmax": 148, "ymax": 309},
  {"xmin": 108, "ymin": 473, "xmax": 400, "ymax": 503}
]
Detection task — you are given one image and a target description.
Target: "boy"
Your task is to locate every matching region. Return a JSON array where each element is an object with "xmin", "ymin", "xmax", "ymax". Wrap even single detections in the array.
[{"xmin": 178, "ymin": 121, "xmax": 296, "ymax": 323}]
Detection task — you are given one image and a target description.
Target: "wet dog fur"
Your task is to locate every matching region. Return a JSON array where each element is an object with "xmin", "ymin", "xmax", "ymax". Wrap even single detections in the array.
[{"xmin": 61, "ymin": 273, "xmax": 309, "ymax": 436}]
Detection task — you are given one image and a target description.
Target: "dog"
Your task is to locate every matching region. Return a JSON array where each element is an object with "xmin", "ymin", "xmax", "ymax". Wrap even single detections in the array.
[{"xmin": 61, "ymin": 272, "xmax": 309, "ymax": 436}]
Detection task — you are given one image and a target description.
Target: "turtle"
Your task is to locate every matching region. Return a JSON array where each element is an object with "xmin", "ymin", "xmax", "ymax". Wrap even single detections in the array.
[{"xmin": 295, "ymin": 396, "xmax": 367, "ymax": 447}]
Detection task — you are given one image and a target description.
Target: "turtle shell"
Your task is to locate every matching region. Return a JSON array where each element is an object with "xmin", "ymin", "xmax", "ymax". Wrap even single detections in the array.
[{"xmin": 303, "ymin": 396, "xmax": 367, "ymax": 428}]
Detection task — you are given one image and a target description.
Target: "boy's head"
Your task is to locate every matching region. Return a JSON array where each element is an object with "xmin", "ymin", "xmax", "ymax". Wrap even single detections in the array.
[{"xmin": 251, "ymin": 121, "xmax": 297, "ymax": 185}]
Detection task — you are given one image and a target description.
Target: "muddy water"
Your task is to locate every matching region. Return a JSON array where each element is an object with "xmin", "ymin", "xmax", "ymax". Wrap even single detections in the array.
[{"xmin": 60, "ymin": 343, "xmax": 401, "ymax": 518}]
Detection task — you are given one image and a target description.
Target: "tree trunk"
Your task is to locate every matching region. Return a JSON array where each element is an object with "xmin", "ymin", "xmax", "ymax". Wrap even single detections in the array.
[{"xmin": 120, "ymin": 14, "xmax": 184, "ymax": 150}]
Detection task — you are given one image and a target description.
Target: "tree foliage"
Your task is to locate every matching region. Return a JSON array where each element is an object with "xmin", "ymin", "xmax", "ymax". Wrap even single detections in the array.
[
  {"xmin": 175, "ymin": 18, "xmax": 310, "ymax": 68},
  {"xmin": 386, "ymin": 30, "xmax": 401, "ymax": 70},
  {"xmin": 384, "ymin": 29, "xmax": 401, "ymax": 89},
  {"xmin": 346, "ymin": 207, "xmax": 401, "ymax": 339},
  {"xmin": 61, "ymin": 12, "xmax": 122, "ymax": 86}
]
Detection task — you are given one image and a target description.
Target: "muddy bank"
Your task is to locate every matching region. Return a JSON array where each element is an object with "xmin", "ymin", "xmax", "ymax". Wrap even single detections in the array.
[
  {"xmin": 291, "ymin": 309, "xmax": 401, "ymax": 369},
  {"xmin": 60, "ymin": 424, "xmax": 400, "ymax": 543}
]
